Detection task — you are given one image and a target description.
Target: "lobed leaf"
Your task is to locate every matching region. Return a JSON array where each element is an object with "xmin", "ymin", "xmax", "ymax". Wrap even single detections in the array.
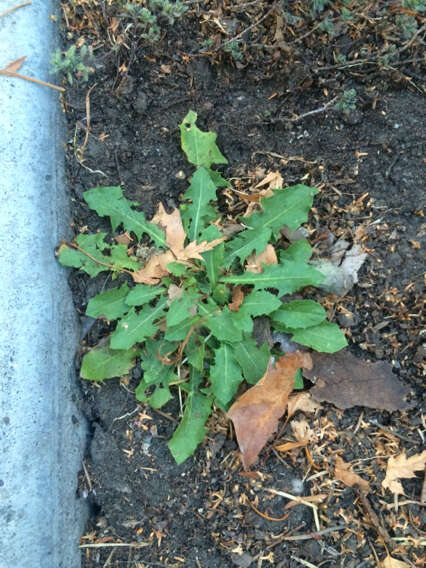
[
  {"xmin": 290, "ymin": 321, "xmax": 348, "ymax": 353},
  {"xmin": 210, "ymin": 344, "xmax": 244, "ymax": 407},
  {"xmin": 168, "ymin": 390, "xmax": 212, "ymax": 464},
  {"xmin": 180, "ymin": 110, "xmax": 227, "ymax": 168},
  {"xmin": 271, "ymin": 300, "xmax": 326, "ymax": 329},
  {"xmin": 222, "ymin": 260, "xmax": 324, "ymax": 297},
  {"xmin": 198, "ymin": 300, "xmax": 243, "ymax": 342},
  {"xmin": 83, "ymin": 186, "xmax": 166, "ymax": 248},
  {"xmin": 81, "ymin": 346, "xmax": 137, "ymax": 381},
  {"xmin": 232, "ymin": 337, "xmax": 270, "ymax": 385},
  {"xmin": 86, "ymin": 283, "xmax": 130, "ymax": 320},
  {"xmin": 110, "ymin": 297, "xmax": 168, "ymax": 350},
  {"xmin": 181, "ymin": 167, "xmax": 218, "ymax": 241},
  {"xmin": 126, "ymin": 284, "xmax": 165, "ymax": 306},
  {"xmin": 224, "ymin": 226, "xmax": 271, "ymax": 268}
]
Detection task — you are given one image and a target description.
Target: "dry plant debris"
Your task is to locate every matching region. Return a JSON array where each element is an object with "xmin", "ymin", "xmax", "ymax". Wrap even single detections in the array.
[
  {"xmin": 382, "ymin": 450, "xmax": 426, "ymax": 496},
  {"xmin": 304, "ymin": 350, "xmax": 411, "ymax": 411}
]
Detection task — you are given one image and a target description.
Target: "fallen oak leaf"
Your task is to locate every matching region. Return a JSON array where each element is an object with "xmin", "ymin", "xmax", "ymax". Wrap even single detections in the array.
[
  {"xmin": 3, "ymin": 56, "xmax": 26, "ymax": 73},
  {"xmin": 152, "ymin": 203, "xmax": 185, "ymax": 256},
  {"xmin": 246, "ymin": 244, "xmax": 278, "ymax": 274},
  {"xmin": 287, "ymin": 392, "xmax": 322, "ymax": 420},
  {"xmin": 255, "ymin": 170, "xmax": 284, "ymax": 190},
  {"xmin": 114, "ymin": 231, "xmax": 132, "ymax": 246},
  {"xmin": 335, "ymin": 455, "xmax": 370, "ymax": 493},
  {"xmin": 284, "ymin": 493, "xmax": 327, "ymax": 510},
  {"xmin": 180, "ymin": 237, "xmax": 225, "ymax": 261},
  {"xmin": 303, "ymin": 350, "xmax": 410, "ymax": 412},
  {"xmin": 275, "ymin": 439, "xmax": 307, "ymax": 452},
  {"xmin": 227, "ymin": 351, "xmax": 312, "ymax": 469},
  {"xmin": 380, "ymin": 555, "xmax": 411, "ymax": 568},
  {"xmin": 382, "ymin": 450, "xmax": 426, "ymax": 496}
]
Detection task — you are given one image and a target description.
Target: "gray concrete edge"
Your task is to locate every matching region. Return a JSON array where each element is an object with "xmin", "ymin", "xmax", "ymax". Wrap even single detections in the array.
[{"xmin": 0, "ymin": 2, "xmax": 88, "ymax": 567}]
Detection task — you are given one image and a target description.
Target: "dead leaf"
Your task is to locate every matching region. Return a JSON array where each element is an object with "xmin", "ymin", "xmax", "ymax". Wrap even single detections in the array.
[
  {"xmin": 303, "ymin": 350, "xmax": 410, "ymax": 412},
  {"xmin": 287, "ymin": 392, "xmax": 321, "ymax": 420},
  {"xmin": 335, "ymin": 456, "xmax": 370, "ymax": 493},
  {"xmin": 167, "ymin": 284, "xmax": 183, "ymax": 302},
  {"xmin": 152, "ymin": 203, "xmax": 185, "ymax": 256},
  {"xmin": 132, "ymin": 250, "xmax": 175, "ymax": 284},
  {"xmin": 275, "ymin": 439, "xmax": 307, "ymax": 452},
  {"xmin": 246, "ymin": 244, "xmax": 278, "ymax": 274},
  {"xmin": 180, "ymin": 237, "xmax": 225, "ymax": 261},
  {"xmin": 229, "ymin": 285, "xmax": 244, "ymax": 312},
  {"xmin": 255, "ymin": 171, "xmax": 283, "ymax": 190},
  {"xmin": 114, "ymin": 231, "xmax": 132, "ymax": 246},
  {"xmin": 382, "ymin": 450, "xmax": 426, "ymax": 496},
  {"xmin": 312, "ymin": 243, "xmax": 367, "ymax": 296},
  {"xmin": 3, "ymin": 56, "xmax": 26, "ymax": 73},
  {"xmin": 380, "ymin": 555, "xmax": 410, "ymax": 568},
  {"xmin": 227, "ymin": 352, "xmax": 312, "ymax": 469},
  {"xmin": 290, "ymin": 418, "xmax": 314, "ymax": 443}
]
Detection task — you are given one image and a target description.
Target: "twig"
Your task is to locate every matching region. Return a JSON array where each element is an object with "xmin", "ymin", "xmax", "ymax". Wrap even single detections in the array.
[
  {"xmin": 356, "ymin": 487, "xmax": 393, "ymax": 548},
  {"xmin": 399, "ymin": 22, "xmax": 426, "ymax": 54},
  {"xmin": 265, "ymin": 488, "xmax": 320, "ymax": 531},
  {"xmin": 77, "ymin": 83, "xmax": 97, "ymax": 160},
  {"xmin": 246, "ymin": 495, "xmax": 291, "ymax": 522},
  {"xmin": 278, "ymin": 525, "xmax": 347, "ymax": 541},
  {"xmin": 291, "ymin": 557, "xmax": 319, "ymax": 568},
  {"xmin": 112, "ymin": 407, "xmax": 139, "ymax": 424},
  {"xmin": 0, "ymin": 69, "xmax": 65, "ymax": 91},
  {"xmin": 79, "ymin": 542, "xmax": 150, "ymax": 549},
  {"xmin": 82, "ymin": 459, "xmax": 93, "ymax": 492},
  {"xmin": 0, "ymin": 1, "xmax": 31, "ymax": 19},
  {"xmin": 217, "ymin": 2, "xmax": 278, "ymax": 51},
  {"xmin": 286, "ymin": 96, "xmax": 338, "ymax": 123}
]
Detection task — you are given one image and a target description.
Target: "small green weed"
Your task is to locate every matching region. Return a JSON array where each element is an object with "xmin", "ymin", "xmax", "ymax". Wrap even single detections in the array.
[
  {"xmin": 50, "ymin": 44, "xmax": 93, "ymax": 85},
  {"xmin": 58, "ymin": 112, "xmax": 347, "ymax": 464},
  {"xmin": 224, "ymin": 40, "xmax": 244, "ymax": 62},
  {"xmin": 335, "ymin": 88, "xmax": 357, "ymax": 115},
  {"xmin": 124, "ymin": 0, "xmax": 187, "ymax": 42}
]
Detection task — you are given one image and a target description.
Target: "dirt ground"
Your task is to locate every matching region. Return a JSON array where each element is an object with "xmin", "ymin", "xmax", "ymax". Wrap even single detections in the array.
[{"xmin": 57, "ymin": 2, "xmax": 424, "ymax": 566}]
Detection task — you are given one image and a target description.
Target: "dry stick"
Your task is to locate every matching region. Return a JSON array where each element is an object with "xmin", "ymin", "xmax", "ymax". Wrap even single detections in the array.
[
  {"xmin": 0, "ymin": 0, "xmax": 31, "ymax": 19},
  {"xmin": 399, "ymin": 22, "xmax": 426, "ymax": 54},
  {"xmin": 286, "ymin": 96, "xmax": 338, "ymax": 123},
  {"xmin": 0, "ymin": 69, "xmax": 65, "ymax": 92},
  {"xmin": 78, "ymin": 83, "xmax": 97, "ymax": 160},
  {"xmin": 217, "ymin": 2, "xmax": 278, "ymax": 51},
  {"xmin": 356, "ymin": 487, "xmax": 394, "ymax": 549},
  {"xmin": 265, "ymin": 488, "xmax": 321, "ymax": 532},
  {"xmin": 79, "ymin": 543, "xmax": 150, "ymax": 549}
]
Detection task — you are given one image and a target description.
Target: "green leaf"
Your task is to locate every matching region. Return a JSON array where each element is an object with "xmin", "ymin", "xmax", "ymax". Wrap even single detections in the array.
[
  {"xmin": 167, "ymin": 290, "xmax": 199, "ymax": 327},
  {"xmin": 294, "ymin": 369, "xmax": 304, "ymax": 390},
  {"xmin": 224, "ymin": 226, "xmax": 271, "ymax": 268},
  {"xmin": 186, "ymin": 342, "xmax": 205, "ymax": 372},
  {"xmin": 210, "ymin": 344, "xmax": 243, "ymax": 406},
  {"xmin": 167, "ymin": 262, "xmax": 188, "ymax": 276},
  {"xmin": 201, "ymin": 225, "xmax": 224, "ymax": 289},
  {"xmin": 208, "ymin": 168, "xmax": 232, "ymax": 188},
  {"xmin": 110, "ymin": 297, "xmax": 167, "ymax": 349},
  {"xmin": 222, "ymin": 260, "xmax": 324, "ymax": 297},
  {"xmin": 198, "ymin": 300, "xmax": 242, "ymax": 342},
  {"xmin": 83, "ymin": 186, "xmax": 166, "ymax": 248},
  {"xmin": 180, "ymin": 110, "xmax": 227, "ymax": 168},
  {"xmin": 280, "ymin": 239, "xmax": 313, "ymax": 264},
  {"xmin": 126, "ymin": 284, "xmax": 165, "ymax": 306},
  {"xmin": 232, "ymin": 338, "xmax": 270, "ymax": 384},
  {"xmin": 86, "ymin": 283, "xmax": 130, "ymax": 320},
  {"xmin": 232, "ymin": 290, "xmax": 282, "ymax": 334},
  {"xmin": 58, "ymin": 233, "xmax": 113, "ymax": 277},
  {"xmin": 164, "ymin": 316, "xmax": 199, "ymax": 341},
  {"xmin": 290, "ymin": 321, "xmax": 348, "ymax": 353},
  {"xmin": 271, "ymin": 300, "xmax": 326, "ymax": 329},
  {"xmin": 181, "ymin": 167, "xmax": 218, "ymax": 241},
  {"xmin": 81, "ymin": 346, "xmax": 137, "ymax": 381},
  {"xmin": 212, "ymin": 283, "xmax": 230, "ymax": 304},
  {"xmin": 149, "ymin": 387, "xmax": 173, "ymax": 409},
  {"xmin": 168, "ymin": 391, "xmax": 212, "ymax": 464},
  {"xmin": 246, "ymin": 186, "xmax": 318, "ymax": 235}
]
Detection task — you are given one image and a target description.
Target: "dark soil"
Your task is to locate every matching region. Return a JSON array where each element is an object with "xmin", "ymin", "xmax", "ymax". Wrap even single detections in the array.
[{"xmin": 59, "ymin": 2, "xmax": 425, "ymax": 566}]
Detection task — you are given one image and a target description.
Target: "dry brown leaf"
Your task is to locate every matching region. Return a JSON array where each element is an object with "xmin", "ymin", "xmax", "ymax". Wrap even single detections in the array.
[
  {"xmin": 228, "ymin": 352, "xmax": 312, "ymax": 469},
  {"xmin": 114, "ymin": 231, "xmax": 132, "ymax": 246},
  {"xmin": 290, "ymin": 418, "xmax": 314, "ymax": 443},
  {"xmin": 3, "ymin": 56, "xmax": 26, "ymax": 73},
  {"xmin": 382, "ymin": 450, "xmax": 426, "ymax": 496},
  {"xmin": 180, "ymin": 237, "xmax": 225, "ymax": 261},
  {"xmin": 380, "ymin": 555, "xmax": 410, "ymax": 568},
  {"xmin": 284, "ymin": 493, "xmax": 327, "ymax": 510},
  {"xmin": 228, "ymin": 285, "xmax": 244, "ymax": 312},
  {"xmin": 246, "ymin": 244, "xmax": 278, "ymax": 274},
  {"xmin": 303, "ymin": 350, "xmax": 410, "ymax": 412},
  {"xmin": 335, "ymin": 456, "xmax": 370, "ymax": 493},
  {"xmin": 275, "ymin": 439, "xmax": 307, "ymax": 452},
  {"xmin": 255, "ymin": 171, "xmax": 283, "ymax": 190},
  {"xmin": 287, "ymin": 392, "xmax": 322, "ymax": 420},
  {"xmin": 167, "ymin": 284, "xmax": 183, "ymax": 302},
  {"xmin": 132, "ymin": 250, "xmax": 175, "ymax": 284},
  {"xmin": 152, "ymin": 203, "xmax": 185, "ymax": 255}
]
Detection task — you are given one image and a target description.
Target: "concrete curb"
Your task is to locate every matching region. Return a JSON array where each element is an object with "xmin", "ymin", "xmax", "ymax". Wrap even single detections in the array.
[{"xmin": 0, "ymin": 2, "xmax": 87, "ymax": 567}]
